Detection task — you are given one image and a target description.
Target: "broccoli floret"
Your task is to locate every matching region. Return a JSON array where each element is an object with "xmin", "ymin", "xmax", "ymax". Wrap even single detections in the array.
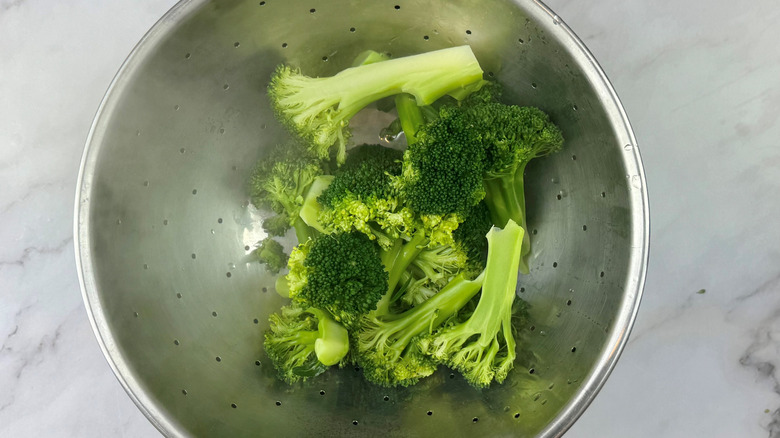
[
  {"xmin": 394, "ymin": 91, "xmax": 563, "ymax": 273},
  {"xmin": 393, "ymin": 243, "xmax": 469, "ymax": 309},
  {"xmin": 268, "ymin": 45, "xmax": 484, "ymax": 164},
  {"xmin": 452, "ymin": 201, "xmax": 493, "ymax": 274},
  {"xmin": 249, "ymin": 141, "xmax": 325, "ymax": 242},
  {"xmin": 356, "ymin": 219, "xmax": 524, "ymax": 388},
  {"xmin": 262, "ymin": 213, "xmax": 293, "ymax": 237},
  {"xmin": 286, "ymin": 232, "xmax": 388, "ymax": 328},
  {"xmin": 357, "ymin": 272, "xmax": 484, "ymax": 387},
  {"xmin": 316, "ymin": 144, "xmax": 412, "ymax": 249},
  {"xmin": 418, "ymin": 220, "xmax": 525, "ymax": 388},
  {"xmin": 264, "ymin": 305, "xmax": 350, "ymax": 384},
  {"xmin": 253, "ymin": 237, "xmax": 288, "ymax": 274},
  {"xmin": 471, "ymin": 103, "xmax": 563, "ymax": 271},
  {"xmin": 396, "ymin": 105, "xmax": 487, "ymax": 220}
]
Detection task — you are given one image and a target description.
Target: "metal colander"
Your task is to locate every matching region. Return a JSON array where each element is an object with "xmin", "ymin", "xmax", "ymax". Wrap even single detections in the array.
[{"xmin": 75, "ymin": 0, "xmax": 648, "ymax": 436}]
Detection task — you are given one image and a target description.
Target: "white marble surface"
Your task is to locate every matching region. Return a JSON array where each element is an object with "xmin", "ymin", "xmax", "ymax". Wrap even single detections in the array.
[{"xmin": 1, "ymin": 0, "xmax": 779, "ymax": 436}]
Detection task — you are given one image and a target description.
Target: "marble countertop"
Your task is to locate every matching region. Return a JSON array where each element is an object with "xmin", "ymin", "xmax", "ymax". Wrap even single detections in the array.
[{"xmin": 2, "ymin": 0, "xmax": 778, "ymax": 436}]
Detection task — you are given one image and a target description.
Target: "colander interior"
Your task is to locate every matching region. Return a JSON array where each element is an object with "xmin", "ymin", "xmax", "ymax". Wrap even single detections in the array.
[{"xmin": 76, "ymin": 0, "xmax": 647, "ymax": 436}]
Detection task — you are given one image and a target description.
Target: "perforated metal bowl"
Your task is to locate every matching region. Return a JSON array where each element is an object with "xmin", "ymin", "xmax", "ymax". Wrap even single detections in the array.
[{"xmin": 75, "ymin": 0, "xmax": 648, "ymax": 436}]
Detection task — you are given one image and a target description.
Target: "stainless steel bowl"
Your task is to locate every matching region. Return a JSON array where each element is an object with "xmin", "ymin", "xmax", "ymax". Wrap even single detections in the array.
[{"xmin": 75, "ymin": 0, "xmax": 648, "ymax": 436}]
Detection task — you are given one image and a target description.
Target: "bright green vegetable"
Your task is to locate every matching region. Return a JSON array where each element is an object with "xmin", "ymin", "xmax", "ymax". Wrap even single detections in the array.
[
  {"xmin": 264, "ymin": 305, "xmax": 350, "ymax": 383},
  {"xmin": 474, "ymin": 103, "xmax": 563, "ymax": 269},
  {"xmin": 285, "ymin": 232, "xmax": 388, "ymax": 328},
  {"xmin": 357, "ymin": 220, "xmax": 524, "ymax": 387},
  {"xmin": 257, "ymin": 46, "xmax": 558, "ymax": 390},
  {"xmin": 418, "ymin": 220, "xmax": 524, "ymax": 388},
  {"xmin": 317, "ymin": 144, "xmax": 411, "ymax": 249},
  {"xmin": 268, "ymin": 45, "xmax": 484, "ymax": 164},
  {"xmin": 394, "ymin": 88, "xmax": 563, "ymax": 273},
  {"xmin": 249, "ymin": 141, "xmax": 325, "ymax": 242},
  {"xmin": 252, "ymin": 236, "xmax": 288, "ymax": 274}
]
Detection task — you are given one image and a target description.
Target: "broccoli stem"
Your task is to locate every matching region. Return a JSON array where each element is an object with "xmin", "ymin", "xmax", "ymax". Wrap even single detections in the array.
[
  {"xmin": 395, "ymin": 94, "xmax": 425, "ymax": 145},
  {"xmin": 326, "ymin": 45, "xmax": 484, "ymax": 109},
  {"xmin": 482, "ymin": 164, "xmax": 531, "ymax": 274},
  {"xmin": 292, "ymin": 217, "xmax": 316, "ymax": 243},
  {"xmin": 375, "ymin": 231, "xmax": 428, "ymax": 315},
  {"xmin": 420, "ymin": 220, "xmax": 524, "ymax": 387},
  {"xmin": 464, "ymin": 222, "xmax": 523, "ymax": 339},
  {"xmin": 377, "ymin": 272, "xmax": 484, "ymax": 351},
  {"xmin": 309, "ymin": 308, "xmax": 350, "ymax": 366}
]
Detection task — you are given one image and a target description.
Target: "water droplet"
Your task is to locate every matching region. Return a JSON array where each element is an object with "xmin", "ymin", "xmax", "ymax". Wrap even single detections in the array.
[
  {"xmin": 630, "ymin": 175, "xmax": 642, "ymax": 189},
  {"xmin": 624, "ymin": 144, "xmax": 633, "ymax": 151},
  {"xmin": 550, "ymin": 177, "xmax": 559, "ymax": 184},
  {"xmin": 211, "ymin": 229, "xmax": 216, "ymax": 234},
  {"xmin": 553, "ymin": 16, "xmax": 561, "ymax": 25},
  {"xmin": 228, "ymin": 263, "xmax": 236, "ymax": 269}
]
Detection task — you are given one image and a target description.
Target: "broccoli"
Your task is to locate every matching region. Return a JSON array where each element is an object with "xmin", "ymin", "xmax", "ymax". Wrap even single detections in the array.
[
  {"xmin": 311, "ymin": 143, "xmax": 482, "ymax": 313},
  {"xmin": 249, "ymin": 141, "xmax": 325, "ymax": 242},
  {"xmin": 257, "ymin": 47, "xmax": 555, "ymax": 389},
  {"xmin": 418, "ymin": 219, "xmax": 525, "ymax": 388},
  {"xmin": 285, "ymin": 231, "xmax": 388, "ymax": 328},
  {"xmin": 315, "ymin": 144, "xmax": 411, "ymax": 249},
  {"xmin": 357, "ymin": 272, "xmax": 483, "ymax": 387},
  {"xmin": 470, "ymin": 103, "xmax": 563, "ymax": 270},
  {"xmin": 356, "ymin": 219, "xmax": 524, "ymax": 387},
  {"xmin": 264, "ymin": 305, "xmax": 350, "ymax": 384},
  {"xmin": 452, "ymin": 200, "xmax": 494, "ymax": 274},
  {"xmin": 252, "ymin": 237, "xmax": 288, "ymax": 274},
  {"xmin": 396, "ymin": 105, "xmax": 487, "ymax": 220},
  {"xmin": 394, "ymin": 92, "xmax": 563, "ymax": 273},
  {"xmin": 268, "ymin": 45, "xmax": 484, "ymax": 164}
]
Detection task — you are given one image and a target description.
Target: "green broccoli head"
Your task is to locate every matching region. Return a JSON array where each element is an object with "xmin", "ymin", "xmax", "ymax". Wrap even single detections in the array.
[
  {"xmin": 264, "ymin": 305, "xmax": 350, "ymax": 384},
  {"xmin": 253, "ymin": 237, "xmax": 288, "ymax": 274},
  {"xmin": 262, "ymin": 213, "xmax": 292, "ymax": 237},
  {"xmin": 249, "ymin": 141, "xmax": 325, "ymax": 228},
  {"xmin": 356, "ymin": 272, "xmax": 484, "ymax": 387},
  {"xmin": 357, "ymin": 334, "xmax": 437, "ymax": 387},
  {"xmin": 398, "ymin": 105, "xmax": 487, "ymax": 219},
  {"xmin": 452, "ymin": 201, "xmax": 494, "ymax": 274},
  {"xmin": 286, "ymin": 232, "xmax": 388, "ymax": 328},
  {"xmin": 317, "ymin": 144, "xmax": 413, "ymax": 249},
  {"xmin": 467, "ymin": 104, "xmax": 563, "ymax": 179}
]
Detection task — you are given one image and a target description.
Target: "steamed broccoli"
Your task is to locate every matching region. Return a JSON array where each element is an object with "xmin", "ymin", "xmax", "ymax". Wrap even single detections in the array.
[
  {"xmin": 252, "ymin": 237, "xmax": 288, "ymax": 274},
  {"xmin": 316, "ymin": 144, "xmax": 411, "ymax": 249},
  {"xmin": 397, "ymin": 201, "xmax": 491, "ymax": 307},
  {"xmin": 471, "ymin": 103, "xmax": 563, "ymax": 268},
  {"xmin": 396, "ymin": 105, "xmax": 487, "ymax": 220},
  {"xmin": 394, "ymin": 89, "xmax": 563, "ymax": 273},
  {"xmin": 357, "ymin": 273, "xmax": 482, "ymax": 387},
  {"xmin": 357, "ymin": 220, "xmax": 524, "ymax": 387},
  {"xmin": 264, "ymin": 305, "xmax": 350, "ymax": 383},
  {"xmin": 257, "ymin": 46, "xmax": 559, "ymax": 389},
  {"xmin": 285, "ymin": 232, "xmax": 388, "ymax": 328},
  {"xmin": 418, "ymin": 220, "xmax": 525, "ymax": 388},
  {"xmin": 268, "ymin": 45, "xmax": 484, "ymax": 164},
  {"xmin": 249, "ymin": 141, "xmax": 325, "ymax": 242}
]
